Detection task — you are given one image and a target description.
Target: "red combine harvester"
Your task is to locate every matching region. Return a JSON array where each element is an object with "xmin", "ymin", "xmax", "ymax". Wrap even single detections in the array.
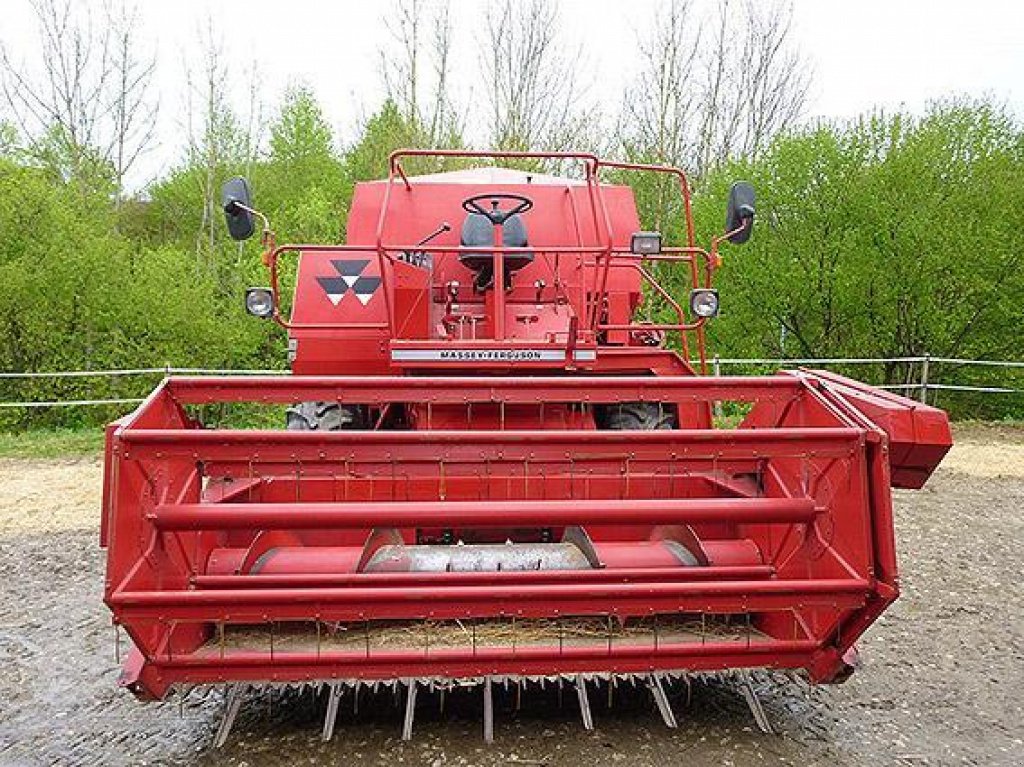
[{"xmin": 101, "ymin": 149, "xmax": 951, "ymax": 745}]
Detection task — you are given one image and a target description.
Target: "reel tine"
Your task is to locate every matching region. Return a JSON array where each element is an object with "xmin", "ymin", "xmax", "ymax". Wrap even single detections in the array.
[
  {"xmin": 321, "ymin": 682, "xmax": 342, "ymax": 742},
  {"xmin": 647, "ymin": 673, "xmax": 678, "ymax": 729},
  {"xmin": 483, "ymin": 676, "xmax": 494, "ymax": 743},
  {"xmin": 575, "ymin": 674, "xmax": 594, "ymax": 731},
  {"xmin": 739, "ymin": 671, "xmax": 773, "ymax": 734},
  {"xmin": 213, "ymin": 683, "xmax": 246, "ymax": 749},
  {"xmin": 191, "ymin": 664, "xmax": 781, "ymax": 746},
  {"xmin": 401, "ymin": 680, "xmax": 418, "ymax": 741}
]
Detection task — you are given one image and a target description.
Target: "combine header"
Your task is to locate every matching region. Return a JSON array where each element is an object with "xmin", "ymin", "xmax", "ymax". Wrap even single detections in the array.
[{"xmin": 101, "ymin": 149, "xmax": 951, "ymax": 744}]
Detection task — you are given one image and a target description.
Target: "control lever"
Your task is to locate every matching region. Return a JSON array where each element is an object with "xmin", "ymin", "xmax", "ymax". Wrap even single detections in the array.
[{"xmin": 398, "ymin": 222, "xmax": 450, "ymax": 269}]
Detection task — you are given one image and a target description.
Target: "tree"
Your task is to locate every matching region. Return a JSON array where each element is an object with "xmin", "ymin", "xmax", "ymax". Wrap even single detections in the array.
[
  {"xmin": 107, "ymin": 1, "xmax": 158, "ymax": 202},
  {"xmin": 0, "ymin": 121, "xmax": 17, "ymax": 157},
  {"xmin": 343, "ymin": 99, "xmax": 422, "ymax": 195},
  {"xmin": 342, "ymin": 93, "xmax": 468, "ymax": 211},
  {"xmin": 182, "ymin": 21, "xmax": 261, "ymax": 265},
  {"xmin": 621, "ymin": 0, "xmax": 701, "ymax": 168},
  {"xmin": 619, "ymin": 0, "xmax": 810, "ymax": 181},
  {"xmin": 269, "ymin": 87, "xmax": 335, "ymax": 169},
  {"xmin": 686, "ymin": 100, "xmax": 1024, "ymax": 409},
  {"xmin": 619, "ymin": 0, "xmax": 702, "ymax": 231},
  {"xmin": 380, "ymin": 0, "xmax": 462, "ymax": 148},
  {"xmin": 0, "ymin": 0, "xmax": 156, "ymax": 198},
  {"xmin": 731, "ymin": 0, "xmax": 810, "ymax": 161},
  {"xmin": 262, "ymin": 86, "xmax": 346, "ymax": 242},
  {"xmin": 480, "ymin": 0, "xmax": 592, "ymax": 156}
]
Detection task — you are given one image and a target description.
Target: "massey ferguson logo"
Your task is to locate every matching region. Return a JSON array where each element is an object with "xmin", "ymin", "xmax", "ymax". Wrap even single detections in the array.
[
  {"xmin": 439, "ymin": 349, "xmax": 543, "ymax": 361},
  {"xmin": 316, "ymin": 259, "xmax": 382, "ymax": 306}
]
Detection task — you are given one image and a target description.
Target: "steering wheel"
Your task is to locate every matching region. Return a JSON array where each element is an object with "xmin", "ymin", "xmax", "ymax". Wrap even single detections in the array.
[{"xmin": 461, "ymin": 193, "xmax": 534, "ymax": 224}]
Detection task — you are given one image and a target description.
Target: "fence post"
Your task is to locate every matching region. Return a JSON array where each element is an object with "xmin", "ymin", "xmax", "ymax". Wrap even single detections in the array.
[
  {"xmin": 712, "ymin": 354, "xmax": 723, "ymax": 420},
  {"xmin": 918, "ymin": 354, "xmax": 930, "ymax": 404}
]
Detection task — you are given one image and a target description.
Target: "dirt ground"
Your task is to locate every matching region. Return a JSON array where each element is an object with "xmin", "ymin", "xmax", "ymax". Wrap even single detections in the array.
[{"xmin": 1, "ymin": 424, "xmax": 1022, "ymax": 767}]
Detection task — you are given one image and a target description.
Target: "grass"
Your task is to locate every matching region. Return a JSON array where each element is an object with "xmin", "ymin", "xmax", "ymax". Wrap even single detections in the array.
[
  {"xmin": 0, "ymin": 404, "xmax": 284, "ymax": 460},
  {"xmin": 0, "ymin": 427, "xmax": 106, "ymax": 459}
]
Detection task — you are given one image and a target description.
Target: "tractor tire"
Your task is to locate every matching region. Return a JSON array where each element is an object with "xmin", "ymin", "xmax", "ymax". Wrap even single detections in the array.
[
  {"xmin": 595, "ymin": 402, "xmax": 676, "ymax": 430},
  {"xmin": 285, "ymin": 401, "xmax": 368, "ymax": 431}
]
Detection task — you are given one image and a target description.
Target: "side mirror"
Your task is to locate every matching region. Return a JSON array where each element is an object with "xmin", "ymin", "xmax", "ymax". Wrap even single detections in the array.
[
  {"xmin": 222, "ymin": 176, "xmax": 256, "ymax": 241},
  {"xmin": 724, "ymin": 181, "xmax": 755, "ymax": 244}
]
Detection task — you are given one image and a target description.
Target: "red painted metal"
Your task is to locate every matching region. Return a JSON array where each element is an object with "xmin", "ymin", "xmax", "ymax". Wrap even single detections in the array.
[
  {"xmin": 109, "ymin": 579, "xmax": 869, "ymax": 624},
  {"xmin": 122, "ymin": 638, "xmax": 822, "ymax": 699},
  {"xmin": 100, "ymin": 149, "xmax": 952, "ymax": 702},
  {"xmin": 152, "ymin": 498, "xmax": 818, "ymax": 530},
  {"xmin": 194, "ymin": 565, "xmax": 776, "ymax": 587},
  {"xmin": 160, "ymin": 373, "xmax": 804, "ymax": 403}
]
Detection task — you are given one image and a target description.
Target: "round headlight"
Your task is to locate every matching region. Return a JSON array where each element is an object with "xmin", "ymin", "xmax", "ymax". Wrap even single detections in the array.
[
  {"xmin": 245, "ymin": 287, "xmax": 274, "ymax": 318},
  {"xmin": 689, "ymin": 288, "xmax": 720, "ymax": 318}
]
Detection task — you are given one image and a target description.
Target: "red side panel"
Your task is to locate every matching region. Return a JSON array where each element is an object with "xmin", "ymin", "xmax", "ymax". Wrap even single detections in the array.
[{"xmin": 798, "ymin": 370, "xmax": 952, "ymax": 489}]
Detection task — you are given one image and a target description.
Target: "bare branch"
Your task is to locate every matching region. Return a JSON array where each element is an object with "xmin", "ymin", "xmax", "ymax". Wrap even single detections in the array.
[
  {"xmin": 106, "ymin": 0, "xmax": 159, "ymax": 199},
  {"xmin": 184, "ymin": 19, "xmax": 262, "ymax": 264},
  {"xmin": 479, "ymin": 0, "xmax": 590, "ymax": 155},
  {"xmin": 378, "ymin": 0, "xmax": 462, "ymax": 147},
  {"xmin": 381, "ymin": 0, "xmax": 422, "ymax": 125},
  {"xmin": 620, "ymin": 0, "xmax": 811, "ymax": 176},
  {"xmin": 0, "ymin": 0, "xmax": 157, "ymax": 194}
]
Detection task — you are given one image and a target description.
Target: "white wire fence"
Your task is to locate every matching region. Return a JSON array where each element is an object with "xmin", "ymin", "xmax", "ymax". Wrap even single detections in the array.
[
  {"xmin": 710, "ymin": 355, "xmax": 1024, "ymax": 402},
  {"xmin": 0, "ymin": 355, "xmax": 1020, "ymax": 411},
  {"xmin": 0, "ymin": 367, "xmax": 287, "ymax": 409}
]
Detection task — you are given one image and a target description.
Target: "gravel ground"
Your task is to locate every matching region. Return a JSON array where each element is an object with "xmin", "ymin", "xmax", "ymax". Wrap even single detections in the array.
[{"xmin": 1, "ymin": 424, "xmax": 1022, "ymax": 767}]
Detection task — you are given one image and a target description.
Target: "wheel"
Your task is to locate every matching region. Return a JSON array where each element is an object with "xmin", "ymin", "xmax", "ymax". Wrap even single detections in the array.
[
  {"xmin": 285, "ymin": 401, "xmax": 368, "ymax": 431},
  {"xmin": 595, "ymin": 402, "xmax": 676, "ymax": 430}
]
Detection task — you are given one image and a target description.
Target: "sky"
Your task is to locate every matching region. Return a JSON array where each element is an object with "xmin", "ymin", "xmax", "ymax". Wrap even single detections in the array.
[{"xmin": 1, "ymin": 0, "xmax": 1022, "ymax": 189}]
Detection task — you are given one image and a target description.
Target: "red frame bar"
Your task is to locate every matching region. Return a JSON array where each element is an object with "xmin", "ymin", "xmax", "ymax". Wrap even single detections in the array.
[
  {"xmin": 152, "ymin": 497, "xmax": 817, "ymax": 531},
  {"xmin": 265, "ymin": 243, "xmax": 612, "ymax": 332},
  {"xmin": 148, "ymin": 638, "xmax": 822, "ymax": 684},
  {"xmin": 159, "ymin": 373, "xmax": 805, "ymax": 406},
  {"xmin": 120, "ymin": 428, "xmax": 860, "ymax": 465},
  {"xmin": 110, "ymin": 578, "xmax": 869, "ymax": 623},
  {"xmin": 191, "ymin": 565, "xmax": 776, "ymax": 589}
]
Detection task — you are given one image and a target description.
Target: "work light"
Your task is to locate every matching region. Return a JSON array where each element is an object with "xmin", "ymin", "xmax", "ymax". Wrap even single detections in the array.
[
  {"xmin": 689, "ymin": 288, "xmax": 720, "ymax": 318},
  {"xmin": 630, "ymin": 231, "xmax": 662, "ymax": 255},
  {"xmin": 245, "ymin": 287, "xmax": 275, "ymax": 318}
]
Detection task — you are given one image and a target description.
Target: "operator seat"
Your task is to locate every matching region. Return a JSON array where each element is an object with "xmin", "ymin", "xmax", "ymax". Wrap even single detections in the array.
[{"xmin": 459, "ymin": 212, "xmax": 534, "ymax": 290}]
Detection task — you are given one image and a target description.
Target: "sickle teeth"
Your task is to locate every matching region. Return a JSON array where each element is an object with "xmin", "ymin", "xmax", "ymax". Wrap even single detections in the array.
[{"xmin": 202, "ymin": 669, "xmax": 778, "ymax": 748}]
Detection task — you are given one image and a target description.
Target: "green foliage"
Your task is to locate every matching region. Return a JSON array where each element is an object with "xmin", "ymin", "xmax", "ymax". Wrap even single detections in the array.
[
  {"xmin": 0, "ymin": 154, "xmax": 269, "ymax": 427},
  {"xmin": 29, "ymin": 125, "xmax": 118, "ymax": 198},
  {"xmin": 343, "ymin": 100, "xmax": 470, "ymax": 210},
  {"xmin": 260, "ymin": 86, "xmax": 346, "ymax": 243},
  {"xmin": 676, "ymin": 100, "xmax": 1024, "ymax": 416},
  {"xmin": 0, "ymin": 122, "xmax": 20, "ymax": 157}
]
